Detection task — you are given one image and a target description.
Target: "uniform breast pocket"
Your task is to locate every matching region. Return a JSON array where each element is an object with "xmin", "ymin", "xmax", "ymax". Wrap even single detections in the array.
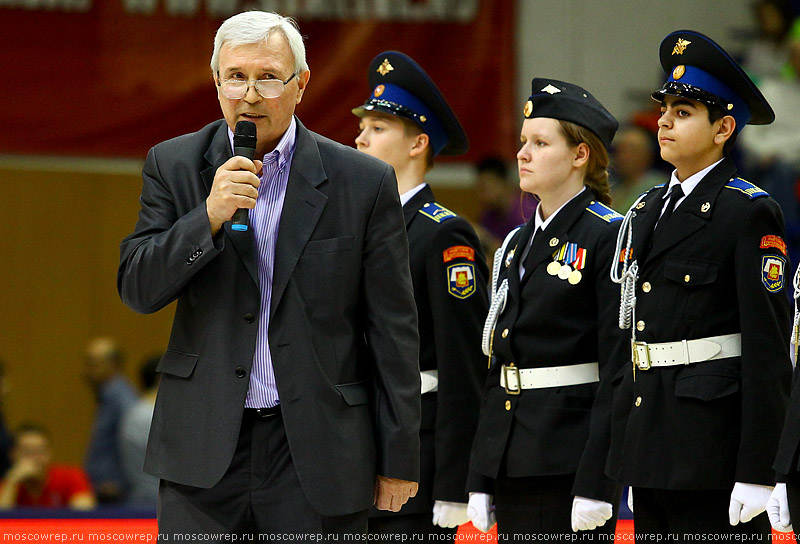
[{"xmin": 659, "ymin": 258, "xmax": 719, "ymax": 319}]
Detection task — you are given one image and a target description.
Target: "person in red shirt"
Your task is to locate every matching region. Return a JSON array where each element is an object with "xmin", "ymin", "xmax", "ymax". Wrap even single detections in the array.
[{"xmin": 0, "ymin": 423, "xmax": 96, "ymax": 509}]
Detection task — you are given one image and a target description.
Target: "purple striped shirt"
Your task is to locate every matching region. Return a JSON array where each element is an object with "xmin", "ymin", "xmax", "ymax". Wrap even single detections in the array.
[{"xmin": 228, "ymin": 117, "xmax": 297, "ymax": 409}]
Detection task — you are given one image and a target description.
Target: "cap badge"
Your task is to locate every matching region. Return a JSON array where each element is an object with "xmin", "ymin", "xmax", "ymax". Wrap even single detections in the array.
[
  {"xmin": 541, "ymin": 84, "xmax": 561, "ymax": 95},
  {"xmin": 373, "ymin": 84, "xmax": 385, "ymax": 97},
  {"xmin": 672, "ymin": 38, "xmax": 691, "ymax": 55},
  {"xmin": 523, "ymin": 100, "xmax": 533, "ymax": 117},
  {"xmin": 377, "ymin": 59, "xmax": 394, "ymax": 76},
  {"xmin": 672, "ymin": 65, "xmax": 685, "ymax": 80}
]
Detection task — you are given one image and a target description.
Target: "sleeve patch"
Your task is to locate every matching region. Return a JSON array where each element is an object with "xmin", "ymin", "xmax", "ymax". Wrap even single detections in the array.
[
  {"xmin": 760, "ymin": 235, "xmax": 787, "ymax": 256},
  {"xmin": 586, "ymin": 201, "xmax": 623, "ymax": 223},
  {"xmin": 447, "ymin": 263, "xmax": 476, "ymax": 299},
  {"xmin": 725, "ymin": 178, "xmax": 769, "ymax": 199},
  {"xmin": 443, "ymin": 245, "xmax": 475, "ymax": 262},
  {"xmin": 762, "ymin": 256, "xmax": 785, "ymax": 292},
  {"xmin": 419, "ymin": 202, "xmax": 457, "ymax": 223}
]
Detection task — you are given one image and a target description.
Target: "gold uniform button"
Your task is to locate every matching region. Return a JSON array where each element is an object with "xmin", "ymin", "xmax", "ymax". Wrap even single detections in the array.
[
  {"xmin": 505, "ymin": 400, "xmax": 511, "ymax": 411},
  {"xmin": 684, "ymin": 275, "xmax": 691, "ymax": 283},
  {"xmin": 635, "ymin": 396, "xmax": 642, "ymax": 407},
  {"xmin": 501, "ymin": 329, "xmax": 509, "ymax": 338},
  {"xmin": 642, "ymin": 282, "xmax": 651, "ymax": 293},
  {"xmin": 636, "ymin": 320, "xmax": 645, "ymax": 332}
]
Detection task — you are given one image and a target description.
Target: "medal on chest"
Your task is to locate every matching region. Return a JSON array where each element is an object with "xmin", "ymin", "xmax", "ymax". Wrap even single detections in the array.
[{"xmin": 547, "ymin": 242, "xmax": 586, "ymax": 284}]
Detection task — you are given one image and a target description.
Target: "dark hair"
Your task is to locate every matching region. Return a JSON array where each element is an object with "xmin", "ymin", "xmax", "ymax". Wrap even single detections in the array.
[
  {"xmin": 706, "ymin": 104, "xmax": 739, "ymax": 155},
  {"xmin": 14, "ymin": 423, "xmax": 50, "ymax": 445},
  {"xmin": 558, "ymin": 120, "xmax": 613, "ymax": 205},
  {"xmin": 401, "ymin": 118, "xmax": 434, "ymax": 171},
  {"xmin": 477, "ymin": 156, "xmax": 508, "ymax": 180}
]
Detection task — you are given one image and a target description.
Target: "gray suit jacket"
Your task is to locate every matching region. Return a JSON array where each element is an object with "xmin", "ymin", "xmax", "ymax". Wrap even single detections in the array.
[{"xmin": 118, "ymin": 118, "xmax": 421, "ymax": 516}]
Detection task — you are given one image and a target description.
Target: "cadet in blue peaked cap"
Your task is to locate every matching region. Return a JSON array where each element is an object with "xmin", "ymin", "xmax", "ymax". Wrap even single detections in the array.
[
  {"xmin": 607, "ymin": 29, "xmax": 791, "ymax": 540},
  {"xmin": 353, "ymin": 51, "xmax": 489, "ymax": 540}
]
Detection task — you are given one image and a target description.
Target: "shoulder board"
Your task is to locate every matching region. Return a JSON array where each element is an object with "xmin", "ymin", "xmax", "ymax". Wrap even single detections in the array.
[
  {"xmin": 419, "ymin": 202, "xmax": 457, "ymax": 223},
  {"xmin": 586, "ymin": 201, "xmax": 623, "ymax": 223},
  {"xmin": 724, "ymin": 177, "xmax": 769, "ymax": 199}
]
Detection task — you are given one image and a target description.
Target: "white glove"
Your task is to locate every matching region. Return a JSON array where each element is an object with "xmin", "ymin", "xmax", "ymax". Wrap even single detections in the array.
[
  {"xmin": 627, "ymin": 487, "xmax": 634, "ymax": 513},
  {"xmin": 728, "ymin": 482, "xmax": 774, "ymax": 525},
  {"xmin": 767, "ymin": 483, "xmax": 793, "ymax": 532},
  {"xmin": 433, "ymin": 500, "xmax": 470, "ymax": 528},
  {"xmin": 571, "ymin": 496, "xmax": 613, "ymax": 532},
  {"xmin": 467, "ymin": 492, "xmax": 496, "ymax": 533}
]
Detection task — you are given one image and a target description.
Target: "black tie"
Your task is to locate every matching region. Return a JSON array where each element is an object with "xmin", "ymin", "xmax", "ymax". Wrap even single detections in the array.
[{"xmin": 654, "ymin": 184, "xmax": 684, "ymax": 236}]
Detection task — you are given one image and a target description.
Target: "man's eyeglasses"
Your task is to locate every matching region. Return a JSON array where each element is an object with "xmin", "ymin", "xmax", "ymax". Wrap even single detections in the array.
[{"xmin": 217, "ymin": 73, "xmax": 297, "ymax": 100}]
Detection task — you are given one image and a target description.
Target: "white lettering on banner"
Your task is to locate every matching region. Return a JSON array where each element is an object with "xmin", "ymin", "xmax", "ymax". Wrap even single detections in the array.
[{"xmin": 1, "ymin": 0, "xmax": 479, "ymax": 20}]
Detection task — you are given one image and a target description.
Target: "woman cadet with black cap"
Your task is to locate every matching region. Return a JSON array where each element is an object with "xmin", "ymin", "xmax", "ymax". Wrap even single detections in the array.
[
  {"xmin": 466, "ymin": 78, "xmax": 628, "ymax": 537},
  {"xmin": 608, "ymin": 30, "xmax": 791, "ymax": 538},
  {"xmin": 352, "ymin": 51, "xmax": 489, "ymax": 540}
]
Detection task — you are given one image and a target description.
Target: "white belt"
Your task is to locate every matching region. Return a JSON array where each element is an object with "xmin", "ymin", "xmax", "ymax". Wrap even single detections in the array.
[
  {"xmin": 499, "ymin": 362, "xmax": 599, "ymax": 395},
  {"xmin": 632, "ymin": 333, "xmax": 741, "ymax": 370},
  {"xmin": 421, "ymin": 370, "xmax": 438, "ymax": 394}
]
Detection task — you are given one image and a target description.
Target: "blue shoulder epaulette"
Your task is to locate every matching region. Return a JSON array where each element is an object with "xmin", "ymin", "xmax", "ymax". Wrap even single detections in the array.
[
  {"xmin": 419, "ymin": 202, "xmax": 457, "ymax": 223},
  {"xmin": 724, "ymin": 177, "xmax": 769, "ymax": 199},
  {"xmin": 586, "ymin": 201, "xmax": 623, "ymax": 223}
]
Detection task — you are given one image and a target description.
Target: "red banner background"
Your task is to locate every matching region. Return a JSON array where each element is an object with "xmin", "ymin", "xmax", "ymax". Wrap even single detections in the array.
[{"xmin": 0, "ymin": 1, "xmax": 516, "ymax": 161}]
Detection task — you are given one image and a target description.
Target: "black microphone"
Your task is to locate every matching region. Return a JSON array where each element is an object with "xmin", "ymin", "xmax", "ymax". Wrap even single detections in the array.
[{"xmin": 231, "ymin": 120, "xmax": 258, "ymax": 232}]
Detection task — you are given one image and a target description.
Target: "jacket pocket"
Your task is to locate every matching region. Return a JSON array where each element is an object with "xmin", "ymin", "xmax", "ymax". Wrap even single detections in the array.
[
  {"xmin": 335, "ymin": 380, "xmax": 369, "ymax": 406},
  {"xmin": 156, "ymin": 350, "xmax": 199, "ymax": 378},
  {"xmin": 303, "ymin": 236, "xmax": 355, "ymax": 255},
  {"xmin": 660, "ymin": 258, "xmax": 719, "ymax": 319},
  {"xmin": 674, "ymin": 359, "xmax": 740, "ymax": 401}
]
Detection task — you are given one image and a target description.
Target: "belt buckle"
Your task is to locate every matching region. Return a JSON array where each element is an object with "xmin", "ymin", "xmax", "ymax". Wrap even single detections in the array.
[
  {"xmin": 503, "ymin": 365, "xmax": 521, "ymax": 395},
  {"xmin": 632, "ymin": 341, "xmax": 651, "ymax": 371}
]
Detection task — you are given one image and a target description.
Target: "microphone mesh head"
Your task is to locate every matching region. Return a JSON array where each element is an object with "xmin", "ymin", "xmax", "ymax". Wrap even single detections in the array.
[{"xmin": 233, "ymin": 120, "xmax": 257, "ymax": 148}]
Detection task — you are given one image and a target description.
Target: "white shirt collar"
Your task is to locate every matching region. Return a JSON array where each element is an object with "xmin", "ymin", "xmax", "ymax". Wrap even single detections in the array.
[
  {"xmin": 665, "ymin": 158, "xmax": 724, "ymax": 199},
  {"xmin": 400, "ymin": 183, "xmax": 427, "ymax": 207},
  {"xmin": 534, "ymin": 186, "xmax": 586, "ymax": 233}
]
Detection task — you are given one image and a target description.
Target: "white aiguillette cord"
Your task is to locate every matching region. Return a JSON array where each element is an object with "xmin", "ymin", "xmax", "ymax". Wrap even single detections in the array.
[
  {"xmin": 611, "ymin": 193, "xmax": 647, "ymax": 339},
  {"xmin": 482, "ymin": 227, "xmax": 521, "ymax": 363},
  {"xmin": 793, "ymin": 264, "xmax": 800, "ymax": 368}
]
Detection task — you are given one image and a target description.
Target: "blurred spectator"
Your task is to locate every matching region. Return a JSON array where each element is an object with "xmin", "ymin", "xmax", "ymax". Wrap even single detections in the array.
[
  {"xmin": 610, "ymin": 125, "xmax": 665, "ymax": 212},
  {"xmin": 119, "ymin": 354, "xmax": 161, "ymax": 509},
  {"xmin": 741, "ymin": 0, "xmax": 796, "ymax": 83},
  {"xmin": 0, "ymin": 360, "xmax": 13, "ymax": 477},
  {"xmin": 0, "ymin": 423, "xmax": 96, "ymax": 509},
  {"xmin": 474, "ymin": 156, "xmax": 536, "ymax": 256},
  {"xmin": 739, "ymin": 33, "xmax": 800, "ymax": 227},
  {"xmin": 83, "ymin": 337, "xmax": 137, "ymax": 504}
]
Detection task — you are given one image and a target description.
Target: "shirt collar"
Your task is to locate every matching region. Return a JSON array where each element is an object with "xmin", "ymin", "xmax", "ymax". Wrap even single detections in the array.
[
  {"xmin": 534, "ymin": 186, "xmax": 586, "ymax": 233},
  {"xmin": 227, "ymin": 116, "xmax": 297, "ymax": 169},
  {"xmin": 665, "ymin": 158, "xmax": 723, "ymax": 199},
  {"xmin": 400, "ymin": 183, "xmax": 427, "ymax": 207}
]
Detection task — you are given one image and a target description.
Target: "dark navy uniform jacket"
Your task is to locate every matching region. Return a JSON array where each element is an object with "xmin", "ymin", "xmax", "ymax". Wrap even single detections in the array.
[
  {"xmin": 373, "ymin": 184, "xmax": 488, "ymax": 517},
  {"xmin": 468, "ymin": 188, "xmax": 628, "ymax": 503},
  {"xmin": 607, "ymin": 158, "xmax": 792, "ymax": 490}
]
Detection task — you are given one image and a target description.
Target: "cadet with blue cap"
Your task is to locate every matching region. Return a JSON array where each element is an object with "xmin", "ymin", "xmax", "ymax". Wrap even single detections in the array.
[
  {"xmin": 465, "ymin": 77, "xmax": 628, "ymax": 538},
  {"xmin": 353, "ymin": 51, "xmax": 489, "ymax": 539},
  {"xmin": 607, "ymin": 30, "xmax": 791, "ymax": 539}
]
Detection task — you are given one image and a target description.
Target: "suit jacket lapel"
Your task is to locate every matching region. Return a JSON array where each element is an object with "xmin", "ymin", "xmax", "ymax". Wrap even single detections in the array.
[
  {"xmin": 644, "ymin": 160, "xmax": 736, "ymax": 265},
  {"xmin": 270, "ymin": 119, "xmax": 328, "ymax": 320},
  {"xmin": 201, "ymin": 123, "xmax": 261, "ymax": 285},
  {"xmin": 507, "ymin": 217, "xmax": 535, "ymax": 297}
]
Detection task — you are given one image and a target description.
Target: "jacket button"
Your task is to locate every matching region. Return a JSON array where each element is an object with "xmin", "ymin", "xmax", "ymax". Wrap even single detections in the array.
[
  {"xmin": 244, "ymin": 313, "xmax": 254, "ymax": 323},
  {"xmin": 235, "ymin": 367, "xmax": 247, "ymax": 378},
  {"xmin": 635, "ymin": 396, "xmax": 642, "ymax": 407},
  {"xmin": 684, "ymin": 274, "xmax": 691, "ymax": 283},
  {"xmin": 642, "ymin": 282, "xmax": 651, "ymax": 293},
  {"xmin": 505, "ymin": 400, "xmax": 511, "ymax": 411},
  {"xmin": 501, "ymin": 329, "xmax": 509, "ymax": 339},
  {"xmin": 636, "ymin": 320, "xmax": 645, "ymax": 332}
]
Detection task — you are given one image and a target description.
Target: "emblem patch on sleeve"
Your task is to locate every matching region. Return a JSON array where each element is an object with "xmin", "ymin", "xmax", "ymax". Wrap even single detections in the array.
[
  {"xmin": 447, "ymin": 263, "xmax": 476, "ymax": 299},
  {"xmin": 760, "ymin": 235, "xmax": 787, "ymax": 256},
  {"xmin": 762, "ymin": 256, "xmax": 785, "ymax": 292}
]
